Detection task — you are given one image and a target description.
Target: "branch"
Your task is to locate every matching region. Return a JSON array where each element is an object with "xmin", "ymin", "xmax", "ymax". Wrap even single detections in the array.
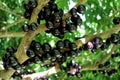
[
  {"xmin": 15, "ymin": 24, "xmax": 47, "ymax": 64},
  {"xmin": 0, "ymin": 18, "xmax": 27, "ymax": 31},
  {"xmin": 99, "ymin": 45, "xmax": 116, "ymax": 64},
  {"xmin": 23, "ymin": 45, "xmax": 116, "ymax": 80},
  {"xmin": 75, "ymin": 24, "xmax": 120, "ymax": 48},
  {"xmin": 0, "ymin": 32, "xmax": 25, "ymax": 37},
  {"xmin": 22, "ymin": 45, "xmax": 116, "ymax": 80},
  {"xmin": 0, "ymin": 68, "xmax": 15, "ymax": 80},
  {"xmin": 22, "ymin": 67, "xmax": 59, "ymax": 80},
  {"xmin": 0, "ymin": 23, "xmax": 119, "ymax": 38},
  {"xmin": 81, "ymin": 45, "xmax": 116, "ymax": 71}
]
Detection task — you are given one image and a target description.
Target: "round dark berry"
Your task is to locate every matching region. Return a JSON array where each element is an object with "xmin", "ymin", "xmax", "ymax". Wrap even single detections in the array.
[
  {"xmin": 26, "ymin": 49, "xmax": 35, "ymax": 57},
  {"xmin": 23, "ymin": 3, "xmax": 28, "ymax": 9},
  {"xmin": 29, "ymin": 22, "xmax": 38, "ymax": 31},
  {"xmin": 4, "ymin": 52, "xmax": 12, "ymax": 58},
  {"xmin": 98, "ymin": 64, "xmax": 104, "ymax": 68},
  {"xmin": 42, "ymin": 43, "xmax": 51, "ymax": 52},
  {"xmin": 100, "ymin": 70, "xmax": 108, "ymax": 75},
  {"xmin": 33, "ymin": 56, "xmax": 41, "ymax": 62},
  {"xmin": 46, "ymin": 21, "xmax": 54, "ymax": 29},
  {"xmin": 30, "ymin": 40, "xmax": 41, "ymax": 51},
  {"xmin": 28, "ymin": 0, "xmax": 38, "ymax": 9},
  {"xmin": 49, "ymin": 3, "xmax": 58, "ymax": 11},
  {"xmin": 104, "ymin": 62, "xmax": 110, "ymax": 67},
  {"xmin": 110, "ymin": 33, "xmax": 119, "ymax": 43},
  {"xmin": 54, "ymin": 8, "xmax": 64, "ymax": 17},
  {"xmin": 69, "ymin": 42, "xmax": 77, "ymax": 50},
  {"xmin": 9, "ymin": 57, "xmax": 18, "ymax": 66},
  {"xmin": 100, "ymin": 42, "xmax": 109, "ymax": 50},
  {"xmin": 111, "ymin": 53, "xmax": 120, "ymax": 58},
  {"xmin": 51, "ymin": 49, "xmax": 61, "ymax": 58},
  {"xmin": 12, "ymin": 63, "xmax": 21, "ymax": 70},
  {"xmin": 64, "ymin": 39, "xmax": 71, "ymax": 48},
  {"xmin": 107, "ymin": 69, "xmax": 117, "ymax": 76},
  {"xmin": 2, "ymin": 54, "xmax": 9, "ymax": 62},
  {"xmin": 71, "ymin": 14, "xmax": 82, "ymax": 25},
  {"xmin": 92, "ymin": 70, "xmax": 97, "ymax": 75},
  {"xmin": 82, "ymin": 44, "xmax": 88, "ymax": 50},
  {"xmin": 51, "ymin": 28, "xmax": 61, "ymax": 36},
  {"xmin": 58, "ymin": 27, "xmax": 67, "ymax": 34},
  {"xmin": 92, "ymin": 37, "xmax": 103, "ymax": 48},
  {"xmin": 67, "ymin": 23, "xmax": 77, "ymax": 32},
  {"xmin": 77, "ymin": 4, "xmax": 86, "ymax": 14},
  {"xmin": 106, "ymin": 38, "xmax": 112, "ymax": 45},
  {"xmin": 39, "ymin": 56, "xmax": 46, "ymax": 62},
  {"xmin": 3, "ymin": 62, "xmax": 11, "ymax": 70},
  {"xmin": 53, "ymin": 13, "xmax": 61, "ymax": 23},
  {"xmin": 62, "ymin": 51, "xmax": 69, "ymax": 58},
  {"xmin": 33, "ymin": 42, "xmax": 41, "ymax": 50},
  {"xmin": 60, "ymin": 20, "xmax": 67, "ymax": 28},
  {"xmin": 69, "ymin": 50, "xmax": 78, "ymax": 57},
  {"xmin": 70, "ymin": 8, "xmax": 77, "ymax": 15},
  {"xmin": 44, "ymin": 53, "xmax": 51, "ymax": 60},
  {"xmin": 38, "ymin": 9, "xmax": 44, "ymax": 20},
  {"xmin": 44, "ymin": 8, "xmax": 52, "ymax": 20},
  {"xmin": 56, "ymin": 40, "xmax": 64, "ymax": 49},
  {"xmin": 6, "ymin": 46, "xmax": 16, "ymax": 55},
  {"xmin": 56, "ymin": 57, "xmax": 66, "ymax": 64},
  {"xmin": 24, "ymin": 11, "xmax": 31, "ymax": 19},
  {"xmin": 22, "ymin": 24, "xmax": 29, "ymax": 32},
  {"xmin": 23, "ymin": 3, "xmax": 32, "ymax": 12},
  {"xmin": 113, "ymin": 17, "xmax": 120, "ymax": 25}
]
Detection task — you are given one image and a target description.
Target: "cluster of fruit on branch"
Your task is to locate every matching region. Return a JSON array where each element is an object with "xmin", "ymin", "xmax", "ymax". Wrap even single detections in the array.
[
  {"xmin": 22, "ymin": 0, "xmax": 85, "ymax": 38},
  {"xmin": 83, "ymin": 33, "xmax": 120, "ymax": 52},
  {"xmin": 1, "ymin": 0, "xmax": 120, "ymax": 79}
]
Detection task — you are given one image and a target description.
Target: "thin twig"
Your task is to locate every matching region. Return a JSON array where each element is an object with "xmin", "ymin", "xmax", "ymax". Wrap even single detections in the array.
[
  {"xmin": 81, "ymin": 45, "xmax": 116, "ymax": 71},
  {"xmin": 0, "ymin": 18, "xmax": 27, "ymax": 31},
  {"xmin": 75, "ymin": 24, "xmax": 120, "ymax": 48},
  {"xmin": 97, "ymin": 9, "xmax": 120, "ymax": 33},
  {"xmin": 0, "ymin": 7, "xmax": 22, "ymax": 17}
]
